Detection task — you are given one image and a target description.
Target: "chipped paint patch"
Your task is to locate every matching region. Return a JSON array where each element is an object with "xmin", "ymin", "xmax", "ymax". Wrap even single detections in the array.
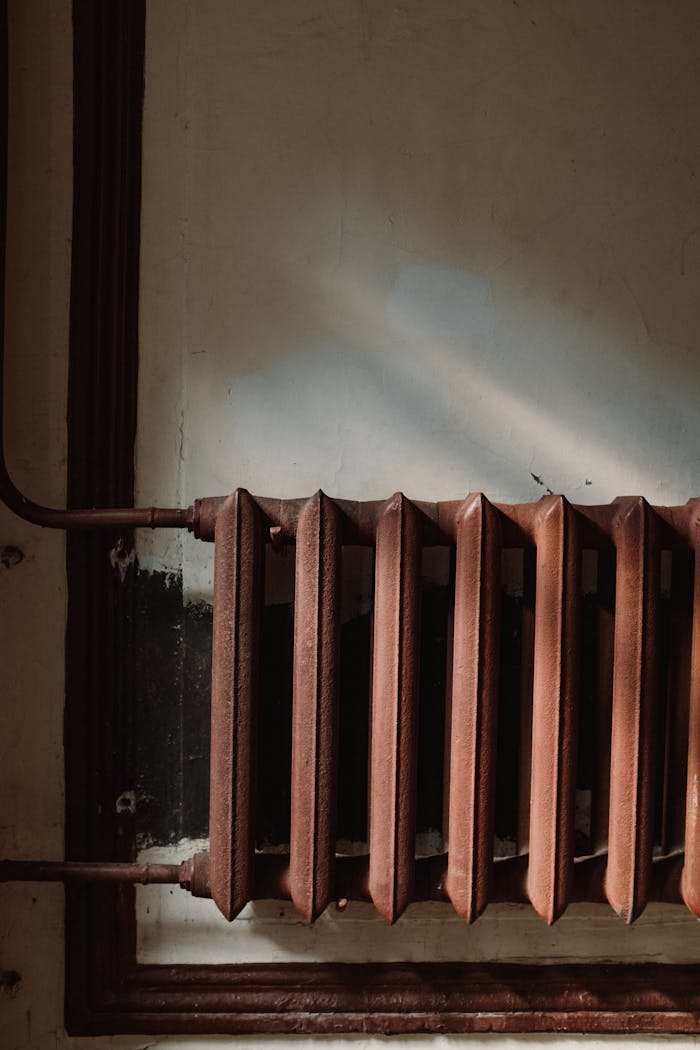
[
  {"xmin": 109, "ymin": 538, "xmax": 136, "ymax": 582},
  {"xmin": 116, "ymin": 790, "xmax": 136, "ymax": 816}
]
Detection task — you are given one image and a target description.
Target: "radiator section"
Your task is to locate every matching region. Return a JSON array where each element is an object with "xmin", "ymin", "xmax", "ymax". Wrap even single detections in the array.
[
  {"xmin": 606, "ymin": 498, "xmax": 660, "ymax": 922},
  {"xmin": 209, "ymin": 490, "xmax": 263, "ymax": 920},
  {"xmin": 527, "ymin": 496, "xmax": 581, "ymax": 923},
  {"xmin": 369, "ymin": 495, "xmax": 422, "ymax": 923},
  {"xmin": 290, "ymin": 492, "xmax": 342, "ymax": 921},
  {"xmin": 445, "ymin": 494, "xmax": 501, "ymax": 922},
  {"xmin": 208, "ymin": 491, "xmax": 698, "ymax": 925}
]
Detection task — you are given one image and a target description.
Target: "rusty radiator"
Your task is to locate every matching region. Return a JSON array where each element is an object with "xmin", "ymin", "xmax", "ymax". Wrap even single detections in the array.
[
  {"xmin": 204, "ymin": 491, "xmax": 700, "ymax": 926},
  {"xmin": 3, "ymin": 488, "xmax": 697, "ymax": 926}
]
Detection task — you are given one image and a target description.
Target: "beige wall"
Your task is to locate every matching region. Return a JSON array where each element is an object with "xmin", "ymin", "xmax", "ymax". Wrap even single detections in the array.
[
  {"xmin": 2, "ymin": 0, "xmax": 700, "ymax": 1046},
  {"xmin": 1, "ymin": 2, "xmax": 71, "ymax": 1047},
  {"xmin": 137, "ymin": 0, "xmax": 700, "ymax": 601}
]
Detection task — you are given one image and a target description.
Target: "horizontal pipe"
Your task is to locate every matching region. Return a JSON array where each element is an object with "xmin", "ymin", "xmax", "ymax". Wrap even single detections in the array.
[
  {"xmin": 0, "ymin": 476, "xmax": 697, "ymax": 539},
  {"xmin": 0, "ymin": 468, "xmax": 193, "ymax": 530},
  {"xmin": 0, "ymin": 859, "xmax": 183, "ymax": 884},
  {"xmin": 0, "ymin": 853, "xmax": 213, "ymax": 898},
  {"xmin": 193, "ymin": 494, "xmax": 700, "ymax": 548},
  {"xmin": 0, "ymin": 853, "xmax": 686, "ymax": 913}
]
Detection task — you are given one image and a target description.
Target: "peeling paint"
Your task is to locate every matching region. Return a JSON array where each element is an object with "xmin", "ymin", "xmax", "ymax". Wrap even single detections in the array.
[
  {"xmin": 109, "ymin": 539, "xmax": 136, "ymax": 582},
  {"xmin": 530, "ymin": 472, "xmax": 554, "ymax": 496}
]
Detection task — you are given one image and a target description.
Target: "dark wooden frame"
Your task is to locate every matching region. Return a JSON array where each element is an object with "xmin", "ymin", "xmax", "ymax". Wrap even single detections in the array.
[{"xmin": 62, "ymin": 0, "xmax": 700, "ymax": 1035}]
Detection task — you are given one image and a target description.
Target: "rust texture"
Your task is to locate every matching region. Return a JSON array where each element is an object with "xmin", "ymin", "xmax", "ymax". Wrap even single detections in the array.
[
  {"xmin": 1, "ymin": 850, "xmax": 690, "ymax": 907},
  {"xmin": 0, "ymin": 859, "xmax": 183, "ymax": 885},
  {"xmin": 209, "ymin": 490, "xmax": 263, "ymax": 920},
  {"xmin": 591, "ymin": 548, "xmax": 615, "ymax": 851},
  {"xmin": 202, "ymin": 491, "xmax": 699, "ymax": 928},
  {"xmin": 368, "ymin": 494, "xmax": 422, "ymax": 923},
  {"xmin": 290, "ymin": 492, "xmax": 342, "ymax": 921},
  {"xmin": 73, "ymin": 961, "xmax": 700, "ymax": 1035},
  {"xmin": 192, "ymin": 492, "xmax": 700, "ymax": 547},
  {"xmin": 606, "ymin": 497, "xmax": 660, "ymax": 922},
  {"xmin": 517, "ymin": 548, "xmax": 536, "ymax": 854},
  {"xmin": 663, "ymin": 550, "xmax": 693, "ymax": 855},
  {"xmin": 445, "ymin": 494, "xmax": 501, "ymax": 922},
  {"xmin": 527, "ymin": 496, "xmax": 580, "ymax": 923}
]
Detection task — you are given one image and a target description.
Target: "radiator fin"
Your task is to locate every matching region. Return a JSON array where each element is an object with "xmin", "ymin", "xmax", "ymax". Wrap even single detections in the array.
[
  {"xmin": 206, "ymin": 492, "xmax": 695, "ymax": 925},
  {"xmin": 290, "ymin": 492, "xmax": 342, "ymax": 922},
  {"xmin": 209, "ymin": 489, "xmax": 262, "ymax": 920},
  {"xmin": 446, "ymin": 494, "xmax": 501, "ymax": 922},
  {"xmin": 368, "ymin": 494, "xmax": 422, "ymax": 923},
  {"xmin": 528, "ymin": 496, "xmax": 580, "ymax": 923},
  {"xmin": 606, "ymin": 497, "xmax": 660, "ymax": 923}
]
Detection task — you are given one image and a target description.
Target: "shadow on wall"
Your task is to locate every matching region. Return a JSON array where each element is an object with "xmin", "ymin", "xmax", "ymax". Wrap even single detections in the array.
[{"xmin": 139, "ymin": 0, "xmax": 700, "ymax": 522}]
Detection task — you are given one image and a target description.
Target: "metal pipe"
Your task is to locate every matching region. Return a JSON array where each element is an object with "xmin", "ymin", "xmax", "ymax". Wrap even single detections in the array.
[
  {"xmin": 0, "ymin": 853, "xmax": 212, "ymax": 897},
  {"xmin": 0, "ymin": 5, "xmax": 191, "ymax": 532},
  {"xmin": 1, "ymin": 859, "xmax": 183, "ymax": 885},
  {"xmin": 0, "ymin": 852, "xmax": 685, "ymax": 914}
]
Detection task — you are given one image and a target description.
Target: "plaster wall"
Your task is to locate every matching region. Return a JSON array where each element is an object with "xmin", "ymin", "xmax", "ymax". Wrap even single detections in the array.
[
  {"xmin": 2, "ymin": 0, "xmax": 700, "ymax": 1047},
  {"xmin": 136, "ymin": 0, "xmax": 700, "ymax": 602}
]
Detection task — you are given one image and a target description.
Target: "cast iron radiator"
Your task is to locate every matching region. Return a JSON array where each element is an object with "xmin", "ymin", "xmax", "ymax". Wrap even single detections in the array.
[{"xmin": 199, "ymin": 490, "xmax": 700, "ymax": 926}]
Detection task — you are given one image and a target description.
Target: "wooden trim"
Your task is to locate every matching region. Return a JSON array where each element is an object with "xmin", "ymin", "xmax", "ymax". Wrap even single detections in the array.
[
  {"xmin": 64, "ymin": 0, "xmax": 145, "ymax": 1031},
  {"xmin": 62, "ymin": 0, "xmax": 700, "ymax": 1036},
  {"xmin": 73, "ymin": 961, "xmax": 700, "ymax": 1035}
]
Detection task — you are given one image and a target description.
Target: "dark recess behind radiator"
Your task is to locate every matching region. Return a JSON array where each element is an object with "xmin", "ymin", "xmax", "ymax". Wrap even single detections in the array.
[{"xmin": 127, "ymin": 567, "xmax": 527, "ymax": 851}]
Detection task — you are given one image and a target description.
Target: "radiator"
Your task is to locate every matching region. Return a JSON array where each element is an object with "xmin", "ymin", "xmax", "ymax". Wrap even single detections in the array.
[{"xmin": 203, "ymin": 490, "xmax": 700, "ymax": 926}]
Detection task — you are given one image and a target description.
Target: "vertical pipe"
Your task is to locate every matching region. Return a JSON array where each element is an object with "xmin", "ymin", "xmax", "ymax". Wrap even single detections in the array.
[
  {"xmin": 682, "ymin": 518, "xmax": 700, "ymax": 917},
  {"xmin": 445, "ymin": 494, "xmax": 501, "ymax": 922},
  {"xmin": 290, "ymin": 492, "xmax": 342, "ymax": 922},
  {"xmin": 527, "ymin": 496, "xmax": 580, "ymax": 923},
  {"xmin": 209, "ymin": 490, "xmax": 262, "ymax": 920},
  {"xmin": 606, "ymin": 497, "xmax": 660, "ymax": 923},
  {"xmin": 369, "ymin": 494, "xmax": 421, "ymax": 923}
]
